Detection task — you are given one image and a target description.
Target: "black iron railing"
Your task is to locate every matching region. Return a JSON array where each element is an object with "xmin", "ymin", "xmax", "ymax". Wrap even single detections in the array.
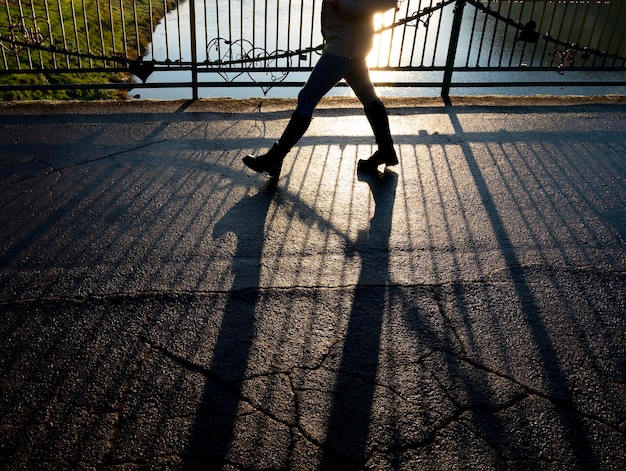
[{"xmin": 1, "ymin": 0, "xmax": 625, "ymax": 99}]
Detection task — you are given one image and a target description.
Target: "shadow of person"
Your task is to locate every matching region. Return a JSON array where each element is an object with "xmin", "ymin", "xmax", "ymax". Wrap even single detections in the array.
[
  {"xmin": 184, "ymin": 183, "xmax": 277, "ymax": 467},
  {"xmin": 320, "ymin": 168, "xmax": 398, "ymax": 468}
]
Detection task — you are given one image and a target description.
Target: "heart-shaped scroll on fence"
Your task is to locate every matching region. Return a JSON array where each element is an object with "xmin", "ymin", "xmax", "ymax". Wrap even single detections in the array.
[
  {"xmin": 205, "ymin": 37, "xmax": 247, "ymax": 83},
  {"xmin": 206, "ymin": 37, "xmax": 293, "ymax": 95},
  {"xmin": 244, "ymin": 48, "xmax": 292, "ymax": 95}
]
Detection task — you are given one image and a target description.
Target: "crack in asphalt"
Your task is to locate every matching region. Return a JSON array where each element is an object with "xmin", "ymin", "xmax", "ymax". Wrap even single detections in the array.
[
  {"xmin": 142, "ymin": 322, "xmax": 624, "ymax": 468},
  {"xmin": 2, "ymin": 273, "xmax": 624, "ymax": 468},
  {"xmin": 14, "ymin": 139, "xmax": 168, "ymax": 183}
]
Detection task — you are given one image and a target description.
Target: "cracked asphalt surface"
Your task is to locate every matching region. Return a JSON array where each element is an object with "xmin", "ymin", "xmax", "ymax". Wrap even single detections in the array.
[{"xmin": 0, "ymin": 97, "xmax": 625, "ymax": 470}]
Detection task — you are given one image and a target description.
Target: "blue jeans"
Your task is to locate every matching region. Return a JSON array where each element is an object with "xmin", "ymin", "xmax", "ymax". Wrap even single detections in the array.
[{"xmin": 295, "ymin": 53, "xmax": 380, "ymax": 117}]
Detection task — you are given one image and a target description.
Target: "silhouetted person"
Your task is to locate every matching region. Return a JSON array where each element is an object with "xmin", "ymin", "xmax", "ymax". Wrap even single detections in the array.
[{"xmin": 243, "ymin": 0, "xmax": 399, "ymax": 179}]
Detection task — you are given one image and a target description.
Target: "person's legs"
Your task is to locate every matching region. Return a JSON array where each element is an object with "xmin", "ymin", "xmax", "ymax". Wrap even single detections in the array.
[
  {"xmin": 295, "ymin": 53, "xmax": 355, "ymax": 117},
  {"xmin": 343, "ymin": 59, "xmax": 379, "ymax": 107},
  {"xmin": 243, "ymin": 53, "xmax": 353, "ymax": 179},
  {"xmin": 359, "ymin": 100, "xmax": 398, "ymax": 170},
  {"xmin": 344, "ymin": 60, "xmax": 398, "ymax": 171},
  {"xmin": 242, "ymin": 111, "xmax": 311, "ymax": 178}
]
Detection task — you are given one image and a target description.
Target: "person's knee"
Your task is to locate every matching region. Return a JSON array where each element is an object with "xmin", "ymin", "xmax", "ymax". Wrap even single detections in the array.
[
  {"xmin": 365, "ymin": 98, "xmax": 384, "ymax": 111},
  {"xmin": 296, "ymin": 90, "xmax": 315, "ymax": 117}
]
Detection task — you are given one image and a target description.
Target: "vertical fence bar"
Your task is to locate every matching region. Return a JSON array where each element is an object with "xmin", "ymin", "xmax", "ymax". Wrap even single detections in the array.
[
  {"xmin": 404, "ymin": 0, "xmax": 416, "ymax": 67},
  {"xmin": 263, "ymin": 0, "xmax": 267, "ymax": 55},
  {"xmin": 598, "ymin": 2, "xmax": 618, "ymax": 67},
  {"xmin": 190, "ymin": 0, "xmax": 198, "ymax": 99},
  {"xmin": 432, "ymin": 0, "xmax": 447, "ymax": 67},
  {"xmin": 80, "ymin": 0, "xmax": 92, "ymax": 67},
  {"xmin": 95, "ymin": 0, "xmax": 106, "ymax": 67},
  {"xmin": 28, "ymin": 0, "xmax": 44, "ymax": 67},
  {"xmin": 298, "ymin": 0, "xmax": 304, "ymax": 62},
  {"xmin": 498, "ymin": 1, "xmax": 512, "ymax": 66},
  {"xmin": 202, "ymin": 0, "xmax": 208, "ymax": 59},
  {"xmin": 564, "ymin": 0, "xmax": 581, "ymax": 44},
  {"xmin": 175, "ymin": 0, "xmax": 182, "ymax": 61},
  {"xmin": 287, "ymin": 0, "xmax": 292, "ymax": 56},
  {"xmin": 55, "ymin": 0, "xmax": 70, "ymax": 67},
  {"xmin": 0, "ymin": 39, "xmax": 6, "ymax": 70},
  {"xmin": 413, "ymin": 0, "xmax": 425, "ymax": 67},
  {"xmin": 506, "ymin": 1, "xmax": 521, "ymax": 67},
  {"xmin": 474, "ymin": 0, "xmax": 488, "ymax": 67},
  {"xmin": 1, "ymin": 1, "xmax": 9, "ymax": 68},
  {"xmin": 425, "ymin": 0, "xmax": 436, "ymax": 67},
  {"xmin": 442, "ymin": 0, "xmax": 464, "ymax": 99},
  {"xmin": 576, "ymin": 2, "xmax": 596, "ymax": 67},
  {"xmin": 272, "ymin": 0, "xmax": 278, "ymax": 59},
  {"xmin": 132, "ymin": 0, "xmax": 140, "ymax": 57},
  {"xmin": 69, "ymin": 0, "xmax": 81, "ymax": 67},
  {"xmin": 240, "ymin": 0, "xmax": 243, "ymax": 50},
  {"xmin": 527, "ymin": 0, "xmax": 541, "ymax": 67},
  {"xmin": 609, "ymin": 2, "xmax": 625, "ymax": 67},
  {"xmin": 118, "ymin": 0, "xmax": 127, "ymax": 62},
  {"xmin": 108, "ymin": 0, "xmax": 115, "ymax": 60},
  {"xmin": 537, "ymin": 0, "xmax": 551, "ymax": 66},
  {"xmin": 162, "ymin": 0, "xmax": 170, "ymax": 61},
  {"xmin": 148, "ymin": 0, "xmax": 155, "ymax": 59},
  {"xmin": 394, "ymin": 0, "xmax": 406, "ymax": 67},
  {"xmin": 308, "ymin": 0, "xmax": 317, "ymax": 68},
  {"xmin": 486, "ymin": 1, "xmax": 500, "ymax": 66},
  {"xmin": 252, "ymin": 0, "xmax": 257, "ymax": 51}
]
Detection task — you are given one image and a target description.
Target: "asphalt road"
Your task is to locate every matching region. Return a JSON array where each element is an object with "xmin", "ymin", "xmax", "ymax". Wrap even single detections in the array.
[{"xmin": 1, "ymin": 97, "xmax": 625, "ymax": 470}]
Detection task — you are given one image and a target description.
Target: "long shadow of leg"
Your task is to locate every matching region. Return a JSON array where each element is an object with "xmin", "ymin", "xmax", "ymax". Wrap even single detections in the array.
[
  {"xmin": 320, "ymin": 170, "xmax": 398, "ymax": 468},
  {"xmin": 184, "ymin": 184, "xmax": 277, "ymax": 468}
]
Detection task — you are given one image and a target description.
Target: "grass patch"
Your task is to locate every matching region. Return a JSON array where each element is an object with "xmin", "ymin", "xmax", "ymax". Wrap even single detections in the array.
[{"xmin": 0, "ymin": 0, "xmax": 177, "ymax": 100}]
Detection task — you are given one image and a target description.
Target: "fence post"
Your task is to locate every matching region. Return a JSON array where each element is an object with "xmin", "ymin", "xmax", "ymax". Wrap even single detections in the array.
[
  {"xmin": 442, "ymin": 0, "xmax": 465, "ymax": 100},
  {"xmin": 189, "ymin": 0, "xmax": 198, "ymax": 100}
]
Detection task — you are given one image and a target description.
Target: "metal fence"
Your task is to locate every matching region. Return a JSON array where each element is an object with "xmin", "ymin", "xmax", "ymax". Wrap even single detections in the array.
[{"xmin": 1, "ymin": 0, "xmax": 625, "ymax": 98}]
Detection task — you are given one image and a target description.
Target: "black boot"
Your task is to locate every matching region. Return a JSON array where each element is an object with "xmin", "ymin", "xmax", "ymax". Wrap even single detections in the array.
[
  {"xmin": 243, "ymin": 111, "xmax": 311, "ymax": 178},
  {"xmin": 358, "ymin": 100, "xmax": 398, "ymax": 172}
]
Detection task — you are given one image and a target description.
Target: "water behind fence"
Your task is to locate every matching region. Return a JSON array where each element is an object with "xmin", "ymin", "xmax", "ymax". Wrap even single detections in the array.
[{"xmin": 1, "ymin": 0, "xmax": 625, "ymax": 98}]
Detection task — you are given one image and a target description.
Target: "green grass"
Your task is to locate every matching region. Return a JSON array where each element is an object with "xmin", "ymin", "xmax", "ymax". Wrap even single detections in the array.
[{"xmin": 0, "ymin": 0, "xmax": 177, "ymax": 100}]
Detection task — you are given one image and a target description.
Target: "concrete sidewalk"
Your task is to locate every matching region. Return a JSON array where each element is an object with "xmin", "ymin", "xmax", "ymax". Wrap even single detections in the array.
[{"xmin": 0, "ymin": 97, "xmax": 625, "ymax": 469}]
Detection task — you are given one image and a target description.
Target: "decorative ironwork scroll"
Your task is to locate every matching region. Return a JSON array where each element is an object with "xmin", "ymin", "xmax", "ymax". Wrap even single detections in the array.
[
  {"xmin": 205, "ymin": 37, "xmax": 296, "ymax": 95},
  {"xmin": 0, "ymin": 16, "xmax": 49, "ymax": 54}
]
